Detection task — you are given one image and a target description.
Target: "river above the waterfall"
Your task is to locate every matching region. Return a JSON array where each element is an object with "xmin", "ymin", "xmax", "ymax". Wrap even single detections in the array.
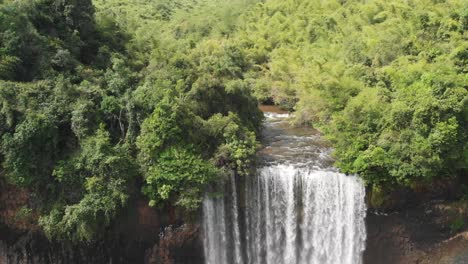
[
  {"xmin": 257, "ymin": 110, "xmax": 333, "ymax": 168},
  {"xmin": 202, "ymin": 106, "xmax": 367, "ymax": 264}
]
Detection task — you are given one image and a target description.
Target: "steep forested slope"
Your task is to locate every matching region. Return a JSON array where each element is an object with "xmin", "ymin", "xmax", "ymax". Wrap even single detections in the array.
[
  {"xmin": 230, "ymin": 0, "xmax": 467, "ymax": 190},
  {"xmin": 0, "ymin": 0, "xmax": 467, "ymax": 245},
  {"xmin": 0, "ymin": 0, "xmax": 261, "ymax": 242}
]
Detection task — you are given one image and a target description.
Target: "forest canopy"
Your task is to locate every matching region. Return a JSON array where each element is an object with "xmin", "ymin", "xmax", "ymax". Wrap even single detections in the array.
[
  {"xmin": 0, "ymin": 0, "xmax": 467, "ymax": 242},
  {"xmin": 0, "ymin": 0, "xmax": 261, "ymax": 241},
  {"xmin": 231, "ymin": 0, "xmax": 467, "ymax": 187}
]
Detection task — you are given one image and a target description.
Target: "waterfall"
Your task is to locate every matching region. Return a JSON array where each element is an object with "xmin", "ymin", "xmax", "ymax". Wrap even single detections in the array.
[
  {"xmin": 203, "ymin": 111, "xmax": 367, "ymax": 264},
  {"xmin": 230, "ymin": 174, "xmax": 244, "ymax": 264},
  {"xmin": 203, "ymin": 193, "xmax": 228, "ymax": 264}
]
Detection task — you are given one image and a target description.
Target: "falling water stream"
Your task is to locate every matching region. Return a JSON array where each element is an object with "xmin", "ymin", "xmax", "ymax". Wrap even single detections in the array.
[{"xmin": 203, "ymin": 109, "xmax": 367, "ymax": 264}]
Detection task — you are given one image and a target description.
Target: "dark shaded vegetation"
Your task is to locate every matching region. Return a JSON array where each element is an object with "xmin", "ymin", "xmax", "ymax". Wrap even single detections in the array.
[{"xmin": 0, "ymin": 0, "xmax": 261, "ymax": 242}]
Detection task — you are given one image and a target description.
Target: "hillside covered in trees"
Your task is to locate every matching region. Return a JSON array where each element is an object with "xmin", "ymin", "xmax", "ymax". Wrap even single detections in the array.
[
  {"xmin": 234, "ymin": 0, "xmax": 467, "ymax": 189},
  {"xmin": 0, "ymin": 0, "xmax": 261, "ymax": 242},
  {"xmin": 0, "ymin": 0, "xmax": 467, "ymax": 244}
]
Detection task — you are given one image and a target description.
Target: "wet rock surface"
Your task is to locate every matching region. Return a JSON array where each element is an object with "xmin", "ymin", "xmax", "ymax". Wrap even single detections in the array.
[
  {"xmin": 0, "ymin": 222, "xmax": 204, "ymax": 264},
  {"xmin": 145, "ymin": 224, "xmax": 203, "ymax": 264},
  {"xmin": 0, "ymin": 195, "xmax": 204, "ymax": 264},
  {"xmin": 365, "ymin": 199, "xmax": 468, "ymax": 264}
]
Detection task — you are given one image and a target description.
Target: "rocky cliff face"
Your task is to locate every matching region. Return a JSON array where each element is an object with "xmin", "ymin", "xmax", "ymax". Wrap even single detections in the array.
[
  {"xmin": 364, "ymin": 182, "xmax": 468, "ymax": 264},
  {"xmin": 145, "ymin": 224, "xmax": 203, "ymax": 264},
  {"xmin": 0, "ymin": 183, "xmax": 204, "ymax": 264},
  {"xmin": 3, "ymin": 177, "xmax": 468, "ymax": 264},
  {"xmin": 0, "ymin": 224, "xmax": 203, "ymax": 264}
]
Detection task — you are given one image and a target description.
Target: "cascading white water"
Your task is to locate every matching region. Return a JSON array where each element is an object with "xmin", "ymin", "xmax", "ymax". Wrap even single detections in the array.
[
  {"xmin": 203, "ymin": 111, "xmax": 367, "ymax": 264},
  {"xmin": 203, "ymin": 194, "xmax": 228, "ymax": 264}
]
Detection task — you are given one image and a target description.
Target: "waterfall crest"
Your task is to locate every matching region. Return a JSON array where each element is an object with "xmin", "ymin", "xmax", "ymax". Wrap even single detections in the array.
[{"xmin": 203, "ymin": 112, "xmax": 367, "ymax": 264}]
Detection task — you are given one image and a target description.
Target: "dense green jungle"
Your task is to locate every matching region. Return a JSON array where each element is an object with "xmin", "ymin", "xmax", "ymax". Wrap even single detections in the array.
[{"xmin": 0, "ymin": 0, "xmax": 467, "ymax": 262}]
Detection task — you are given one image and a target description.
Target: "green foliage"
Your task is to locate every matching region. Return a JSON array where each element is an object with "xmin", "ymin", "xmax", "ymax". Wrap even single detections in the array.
[
  {"xmin": 142, "ymin": 146, "xmax": 218, "ymax": 211},
  {"xmin": 368, "ymin": 185, "xmax": 387, "ymax": 209},
  {"xmin": 205, "ymin": 113, "xmax": 258, "ymax": 175},
  {"xmin": 4, "ymin": 0, "xmax": 466, "ymax": 244},
  {"xmin": 327, "ymin": 60, "xmax": 467, "ymax": 186},
  {"xmin": 14, "ymin": 206, "xmax": 33, "ymax": 223},
  {"xmin": 137, "ymin": 95, "xmax": 186, "ymax": 165},
  {"xmin": 450, "ymin": 215, "xmax": 465, "ymax": 234},
  {"xmin": 0, "ymin": 0, "xmax": 103, "ymax": 80},
  {"xmin": 136, "ymin": 95, "xmax": 258, "ymax": 209},
  {"xmin": 40, "ymin": 177, "xmax": 129, "ymax": 241},
  {"xmin": 2, "ymin": 113, "xmax": 58, "ymax": 187},
  {"xmin": 0, "ymin": 0, "xmax": 262, "ymax": 242},
  {"xmin": 0, "ymin": 55, "xmax": 20, "ymax": 80},
  {"xmin": 229, "ymin": 0, "xmax": 467, "ymax": 187},
  {"xmin": 40, "ymin": 127, "xmax": 136, "ymax": 241}
]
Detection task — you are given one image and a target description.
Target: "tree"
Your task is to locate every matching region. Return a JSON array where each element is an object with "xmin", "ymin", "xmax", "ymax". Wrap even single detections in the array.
[{"xmin": 40, "ymin": 127, "xmax": 137, "ymax": 241}]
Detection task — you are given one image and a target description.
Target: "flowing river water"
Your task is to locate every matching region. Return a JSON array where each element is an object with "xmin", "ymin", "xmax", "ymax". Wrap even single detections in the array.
[{"xmin": 202, "ymin": 109, "xmax": 367, "ymax": 264}]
